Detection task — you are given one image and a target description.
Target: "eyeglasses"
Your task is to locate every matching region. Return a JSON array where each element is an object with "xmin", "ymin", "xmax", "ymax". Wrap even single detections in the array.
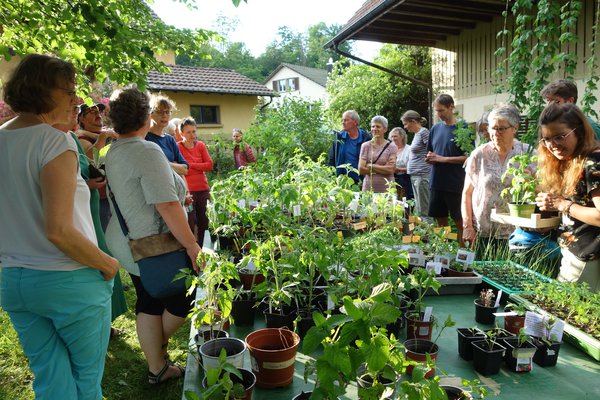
[
  {"xmin": 488, "ymin": 125, "xmax": 513, "ymax": 133},
  {"xmin": 81, "ymin": 107, "xmax": 101, "ymax": 116},
  {"xmin": 153, "ymin": 109, "xmax": 172, "ymax": 116},
  {"xmin": 539, "ymin": 127, "xmax": 576, "ymax": 147}
]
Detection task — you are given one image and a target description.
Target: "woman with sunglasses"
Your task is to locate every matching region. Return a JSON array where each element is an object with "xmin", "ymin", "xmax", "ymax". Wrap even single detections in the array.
[{"xmin": 536, "ymin": 103, "xmax": 600, "ymax": 291}]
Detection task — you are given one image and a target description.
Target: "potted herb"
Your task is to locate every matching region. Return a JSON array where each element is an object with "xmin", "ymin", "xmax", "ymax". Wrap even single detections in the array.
[
  {"xmin": 474, "ymin": 289, "xmax": 498, "ymax": 325},
  {"xmin": 502, "ymin": 329, "xmax": 537, "ymax": 373},
  {"xmin": 532, "ymin": 315, "xmax": 562, "ymax": 367},
  {"xmin": 471, "ymin": 328, "xmax": 507, "ymax": 376},
  {"xmin": 504, "ymin": 303, "xmax": 527, "ymax": 334},
  {"xmin": 404, "ymin": 314, "xmax": 456, "ymax": 379},
  {"xmin": 200, "ymin": 348, "xmax": 256, "ymax": 400},
  {"xmin": 501, "ymin": 153, "xmax": 538, "ymax": 218},
  {"xmin": 457, "ymin": 327, "xmax": 485, "ymax": 361},
  {"xmin": 404, "ymin": 268, "xmax": 442, "ymax": 340}
]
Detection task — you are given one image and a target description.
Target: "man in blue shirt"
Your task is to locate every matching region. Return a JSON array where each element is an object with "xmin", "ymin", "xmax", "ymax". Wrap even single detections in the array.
[
  {"xmin": 328, "ymin": 110, "xmax": 372, "ymax": 185},
  {"xmin": 426, "ymin": 94, "xmax": 468, "ymax": 244}
]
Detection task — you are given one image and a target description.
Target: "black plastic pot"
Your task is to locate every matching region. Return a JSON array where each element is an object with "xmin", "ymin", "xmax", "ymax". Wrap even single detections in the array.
[
  {"xmin": 201, "ymin": 367, "xmax": 256, "ymax": 400},
  {"xmin": 441, "ymin": 385, "xmax": 473, "ymax": 400},
  {"xmin": 474, "ymin": 299, "xmax": 498, "ymax": 325},
  {"xmin": 231, "ymin": 293, "xmax": 256, "ymax": 327},
  {"xmin": 457, "ymin": 328, "xmax": 485, "ymax": 361},
  {"xmin": 296, "ymin": 313, "xmax": 315, "ymax": 340},
  {"xmin": 292, "ymin": 392, "xmax": 312, "ymax": 400},
  {"xmin": 472, "ymin": 340, "xmax": 506, "ymax": 376},
  {"xmin": 532, "ymin": 338, "xmax": 562, "ymax": 367},
  {"xmin": 503, "ymin": 337, "xmax": 536, "ymax": 372},
  {"xmin": 263, "ymin": 307, "xmax": 297, "ymax": 330},
  {"xmin": 356, "ymin": 364, "xmax": 396, "ymax": 399}
]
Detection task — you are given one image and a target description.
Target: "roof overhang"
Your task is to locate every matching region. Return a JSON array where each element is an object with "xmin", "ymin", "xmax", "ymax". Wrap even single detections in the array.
[{"xmin": 326, "ymin": 0, "xmax": 507, "ymax": 48}]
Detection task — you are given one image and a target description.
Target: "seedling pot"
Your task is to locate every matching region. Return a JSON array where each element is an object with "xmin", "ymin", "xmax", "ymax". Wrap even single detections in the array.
[
  {"xmin": 263, "ymin": 307, "xmax": 297, "ymax": 330},
  {"xmin": 508, "ymin": 202, "xmax": 536, "ymax": 218},
  {"xmin": 245, "ymin": 328, "xmax": 300, "ymax": 389},
  {"xmin": 504, "ymin": 314, "xmax": 526, "ymax": 335},
  {"xmin": 404, "ymin": 338, "xmax": 439, "ymax": 379},
  {"xmin": 199, "ymin": 337, "xmax": 247, "ymax": 371},
  {"xmin": 441, "ymin": 385, "xmax": 474, "ymax": 400},
  {"xmin": 405, "ymin": 312, "xmax": 435, "ymax": 340},
  {"xmin": 238, "ymin": 269, "xmax": 266, "ymax": 290},
  {"xmin": 532, "ymin": 338, "xmax": 562, "ymax": 367},
  {"xmin": 472, "ymin": 340, "xmax": 506, "ymax": 376},
  {"xmin": 201, "ymin": 368, "xmax": 256, "ymax": 400},
  {"xmin": 502, "ymin": 337, "xmax": 536, "ymax": 372},
  {"xmin": 474, "ymin": 299, "xmax": 498, "ymax": 325},
  {"xmin": 231, "ymin": 293, "xmax": 256, "ymax": 327},
  {"xmin": 457, "ymin": 328, "xmax": 485, "ymax": 361}
]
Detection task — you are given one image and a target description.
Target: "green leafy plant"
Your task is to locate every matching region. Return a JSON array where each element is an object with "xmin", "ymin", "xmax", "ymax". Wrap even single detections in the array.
[
  {"xmin": 197, "ymin": 348, "xmax": 246, "ymax": 400},
  {"xmin": 500, "ymin": 153, "xmax": 538, "ymax": 204},
  {"xmin": 453, "ymin": 118, "xmax": 476, "ymax": 155}
]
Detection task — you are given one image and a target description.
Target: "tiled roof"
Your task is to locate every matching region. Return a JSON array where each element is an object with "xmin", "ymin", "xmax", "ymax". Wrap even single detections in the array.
[
  {"xmin": 148, "ymin": 64, "xmax": 276, "ymax": 96},
  {"xmin": 264, "ymin": 63, "xmax": 329, "ymax": 87}
]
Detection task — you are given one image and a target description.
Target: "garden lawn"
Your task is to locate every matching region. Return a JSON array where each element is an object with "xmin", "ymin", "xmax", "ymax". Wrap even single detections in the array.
[{"xmin": 0, "ymin": 270, "xmax": 191, "ymax": 400}]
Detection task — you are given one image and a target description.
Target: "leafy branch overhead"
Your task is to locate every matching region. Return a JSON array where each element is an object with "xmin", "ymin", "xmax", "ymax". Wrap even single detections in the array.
[{"xmin": 0, "ymin": 0, "xmax": 245, "ymax": 92}]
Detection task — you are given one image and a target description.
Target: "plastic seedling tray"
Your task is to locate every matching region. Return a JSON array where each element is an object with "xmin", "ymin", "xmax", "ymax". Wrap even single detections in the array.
[{"xmin": 472, "ymin": 261, "xmax": 552, "ymax": 295}]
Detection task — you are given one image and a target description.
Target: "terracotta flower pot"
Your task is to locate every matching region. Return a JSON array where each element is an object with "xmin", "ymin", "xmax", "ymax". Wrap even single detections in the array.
[
  {"xmin": 405, "ymin": 312, "xmax": 435, "ymax": 340},
  {"xmin": 404, "ymin": 338, "xmax": 439, "ymax": 379},
  {"xmin": 245, "ymin": 328, "xmax": 300, "ymax": 389},
  {"xmin": 504, "ymin": 314, "xmax": 525, "ymax": 335},
  {"xmin": 238, "ymin": 269, "xmax": 266, "ymax": 290}
]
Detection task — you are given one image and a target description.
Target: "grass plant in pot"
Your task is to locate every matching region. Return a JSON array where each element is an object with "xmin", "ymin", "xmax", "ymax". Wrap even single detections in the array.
[
  {"xmin": 474, "ymin": 289, "xmax": 498, "ymax": 325},
  {"xmin": 404, "ymin": 314, "xmax": 456, "ymax": 379},
  {"xmin": 501, "ymin": 153, "xmax": 538, "ymax": 218},
  {"xmin": 404, "ymin": 268, "xmax": 442, "ymax": 340},
  {"xmin": 532, "ymin": 315, "xmax": 562, "ymax": 367},
  {"xmin": 472, "ymin": 328, "xmax": 506, "ymax": 376},
  {"xmin": 198, "ymin": 348, "xmax": 256, "ymax": 400}
]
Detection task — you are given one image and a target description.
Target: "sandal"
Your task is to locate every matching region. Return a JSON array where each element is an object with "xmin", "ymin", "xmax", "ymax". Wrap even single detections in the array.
[
  {"xmin": 148, "ymin": 362, "xmax": 184, "ymax": 385},
  {"xmin": 161, "ymin": 342, "xmax": 170, "ymax": 361}
]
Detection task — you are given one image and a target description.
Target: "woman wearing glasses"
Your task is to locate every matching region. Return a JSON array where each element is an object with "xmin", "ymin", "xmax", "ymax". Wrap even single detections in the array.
[
  {"xmin": 146, "ymin": 94, "xmax": 189, "ymax": 176},
  {"xmin": 536, "ymin": 103, "xmax": 600, "ymax": 291},
  {"xmin": 462, "ymin": 104, "xmax": 531, "ymax": 252}
]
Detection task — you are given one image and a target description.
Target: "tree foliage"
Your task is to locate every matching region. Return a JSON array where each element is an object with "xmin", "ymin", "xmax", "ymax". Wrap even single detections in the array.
[
  {"xmin": 244, "ymin": 96, "xmax": 331, "ymax": 174},
  {"xmin": 0, "ymin": 0, "xmax": 249, "ymax": 94},
  {"xmin": 326, "ymin": 45, "xmax": 431, "ymax": 131},
  {"xmin": 177, "ymin": 19, "xmax": 352, "ymax": 81}
]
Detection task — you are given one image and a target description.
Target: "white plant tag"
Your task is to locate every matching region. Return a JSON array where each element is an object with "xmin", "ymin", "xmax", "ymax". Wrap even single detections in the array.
[
  {"xmin": 524, "ymin": 312, "xmax": 565, "ymax": 342},
  {"xmin": 327, "ymin": 294, "xmax": 335, "ymax": 310},
  {"xmin": 426, "ymin": 261, "xmax": 443, "ymax": 275},
  {"xmin": 237, "ymin": 199, "xmax": 246, "ymax": 208},
  {"xmin": 372, "ymin": 203, "xmax": 378, "ymax": 213},
  {"xmin": 245, "ymin": 258, "xmax": 257, "ymax": 272},
  {"xmin": 293, "ymin": 204, "xmax": 301, "ymax": 216},
  {"xmin": 456, "ymin": 249, "xmax": 475, "ymax": 265},
  {"xmin": 423, "ymin": 306, "xmax": 433, "ymax": 322},
  {"xmin": 494, "ymin": 290, "xmax": 502, "ymax": 308},
  {"xmin": 349, "ymin": 199, "xmax": 359, "ymax": 212}
]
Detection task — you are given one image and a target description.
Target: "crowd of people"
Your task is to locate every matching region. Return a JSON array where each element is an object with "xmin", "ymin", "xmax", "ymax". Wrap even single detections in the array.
[
  {"xmin": 1, "ymin": 53, "xmax": 600, "ymax": 399},
  {"xmin": 0, "ymin": 54, "xmax": 257, "ymax": 399}
]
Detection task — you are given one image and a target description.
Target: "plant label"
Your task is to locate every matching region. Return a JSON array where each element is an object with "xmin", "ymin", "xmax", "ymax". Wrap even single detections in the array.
[
  {"xmin": 372, "ymin": 203, "xmax": 378, "ymax": 213},
  {"xmin": 426, "ymin": 261, "xmax": 443, "ymax": 275},
  {"xmin": 433, "ymin": 254, "xmax": 452, "ymax": 268},
  {"xmin": 412, "ymin": 235, "xmax": 421, "ymax": 243},
  {"xmin": 423, "ymin": 306, "xmax": 433, "ymax": 322},
  {"xmin": 515, "ymin": 357, "xmax": 533, "ymax": 372},
  {"xmin": 402, "ymin": 245, "xmax": 423, "ymax": 254},
  {"xmin": 494, "ymin": 290, "xmax": 502, "ymax": 308},
  {"xmin": 408, "ymin": 254, "xmax": 426, "ymax": 267},
  {"xmin": 524, "ymin": 312, "xmax": 565, "ymax": 342},
  {"xmin": 237, "ymin": 199, "xmax": 246, "ymax": 208},
  {"xmin": 327, "ymin": 294, "xmax": 335, "ymax": 310},
  {"xmin": 293, "ymin": 204, "xmax": 301, "ymax": 217},
  {"xmin": 456, "ymin": 249, "xmax": 475, "ymax": 265},
  {"xmin": 249, "ymin": 199, "xmax": 258, "ymax": 210},
  {"xmin": 349, "ymin": 199, "xmax": 359, "ymax": 212},
  {"xmin": 245, "ymin": 258, "xmax": 257, "ymax": 272},
  {"xmin": 353, "ymin": 221, "xmax": 367, "ymax": 230},
  {"xmin": 447, "ymin": 232, "xmax": 458, "ymax": 240},
  {"xmin": 402, "ymin": 235, "xmax": 412, "ymax": 243}
]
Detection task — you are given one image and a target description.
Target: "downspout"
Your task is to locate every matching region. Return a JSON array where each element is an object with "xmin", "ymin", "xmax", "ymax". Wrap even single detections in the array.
[
  {"xmin": 331, "ymin": 43, "xmax": 433, "ymax": 129},
  {"xmin": 260, "ymin": 95, "xmax": 275, "ymax": 111}
]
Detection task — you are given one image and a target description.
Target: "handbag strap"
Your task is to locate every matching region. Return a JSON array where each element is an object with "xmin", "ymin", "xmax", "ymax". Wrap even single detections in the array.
[
  {"xmin": 372, "ymin": 140, "xmax": 391, "ymax": 164},
  {"xmin": 107, "ymin": 183, "xmax": 130, "ymax": 238}
]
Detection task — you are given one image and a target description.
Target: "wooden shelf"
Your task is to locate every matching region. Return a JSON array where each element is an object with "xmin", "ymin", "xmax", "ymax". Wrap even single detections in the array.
[{"xmin": 490, "ymin": 208, "xmax": 560, "ymax": 229}]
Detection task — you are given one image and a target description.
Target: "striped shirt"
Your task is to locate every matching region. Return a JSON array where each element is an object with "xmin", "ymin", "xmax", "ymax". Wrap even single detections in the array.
[{"xmin": 407, "ymin": 127, "xmax": 431, "ymax": 176}]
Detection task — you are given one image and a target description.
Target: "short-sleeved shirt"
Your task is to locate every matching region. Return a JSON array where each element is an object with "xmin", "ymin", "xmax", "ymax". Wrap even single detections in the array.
[
  {"xmin": 427, "ymin": 122, "xmax": 467, "ymax": 193},
  {"xmin": 396, "ymin": 144, "xmax": 411, "ymax": 170},
  {"xmin": 465, "ymin": 140, "xmax": 530, "ymax": 238},
  {"xmin": 0, "ymin": 123, "xmax": 96, "ymax": 271},
  {"xmin": 360, "ymin": 140, "xmax": 398, "ymax": 193},
  {"xmin": 559, "ymin": 151, "xmax": 600, "ymax": 260},
  {"xmin": 408, "ymin": 127, "xmax": 431, "ymax": 176},
  {"xmin": 145, "ymin": 132, "xmax": 189, "ymax": 166},
  {"xmin": 105, "ymin": 137, "xmax": 187, "ymax": 275}
]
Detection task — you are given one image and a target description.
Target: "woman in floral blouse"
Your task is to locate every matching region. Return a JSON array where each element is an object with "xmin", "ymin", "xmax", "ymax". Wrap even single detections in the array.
[
  {"xmin": 536, "ymin": 103, "xmax": 600, "ymax": 291},
  {"xmin": 462, "ymin": 104, "xmax": 530, "ymax": 249}
]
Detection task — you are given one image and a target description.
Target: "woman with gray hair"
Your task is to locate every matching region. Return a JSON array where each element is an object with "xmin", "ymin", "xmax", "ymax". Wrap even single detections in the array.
[
  {"xmin": 462, "ymin": 104, "xmax": 531, "ymax": 249},
  {"xmin": 358, "ymin": 116, "xmax": 398, "ymax": 192}
]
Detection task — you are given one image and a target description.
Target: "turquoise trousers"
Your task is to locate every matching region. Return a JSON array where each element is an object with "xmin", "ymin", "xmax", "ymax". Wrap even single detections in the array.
[{"xmin": 1, "ymin": 267, "xmax": 113, "ymax": 400}]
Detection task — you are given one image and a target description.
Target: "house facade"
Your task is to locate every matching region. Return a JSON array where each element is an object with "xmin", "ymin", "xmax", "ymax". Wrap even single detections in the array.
[
  {"xmin": 264, "ymin": 63, "xmax": 329, "ymax": 105},
  {"xmin": 327, "ymin": 0, "xmax": 600, "ymax": 122}
]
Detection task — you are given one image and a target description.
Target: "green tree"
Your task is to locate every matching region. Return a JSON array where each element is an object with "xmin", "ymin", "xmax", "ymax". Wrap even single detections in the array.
[
  {"xmin": 0, "ymin": 0, "xmax": 245, "ymax": 93},
  {"xmin": 306, "ymin": 22, "xmax": 350, "ymax": 67},
  {"xmin": 326, "ymin": 44, "xmax": 431, "ymax": 131}
]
